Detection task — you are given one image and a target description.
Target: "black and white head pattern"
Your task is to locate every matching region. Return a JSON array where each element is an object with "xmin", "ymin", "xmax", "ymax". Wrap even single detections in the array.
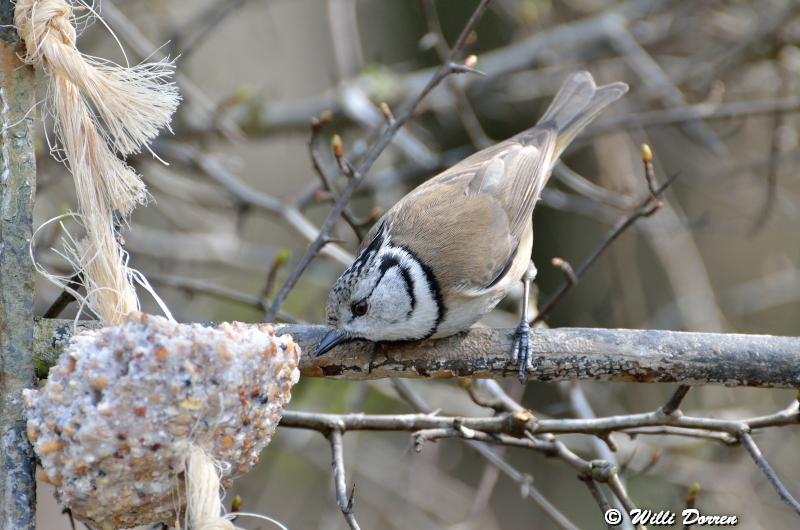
[{"xmin": 325, "ymin": 224, "xmax": 445, "ymax": 342}]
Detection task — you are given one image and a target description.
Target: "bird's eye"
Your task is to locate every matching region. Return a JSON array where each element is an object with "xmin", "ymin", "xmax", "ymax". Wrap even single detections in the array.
[{"xmin": 351, "ymin": 300, "xmax": 368, "ymax": 317}]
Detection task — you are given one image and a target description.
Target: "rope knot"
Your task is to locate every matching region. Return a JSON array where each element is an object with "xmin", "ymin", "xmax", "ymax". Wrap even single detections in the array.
[{"xmin": 15, "ymin": 0, "xmax": 76, "ymax": 65}]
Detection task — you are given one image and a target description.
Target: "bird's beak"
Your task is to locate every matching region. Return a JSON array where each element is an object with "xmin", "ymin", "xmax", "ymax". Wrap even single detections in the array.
[{"xmin": 314, "ymin": 329, "xmax": 350, "ymax": 357}]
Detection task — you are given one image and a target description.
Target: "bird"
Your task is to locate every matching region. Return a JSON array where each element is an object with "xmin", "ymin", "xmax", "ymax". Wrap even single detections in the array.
[{"xmin": 314, "ymin": 71, "xmax": 628, "ymax": 382}]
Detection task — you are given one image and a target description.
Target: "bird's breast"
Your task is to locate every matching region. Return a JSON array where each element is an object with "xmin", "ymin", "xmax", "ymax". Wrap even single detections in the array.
[{"xmin": 431, "ymin": 223, "xmax": 534, "ymax": 338}]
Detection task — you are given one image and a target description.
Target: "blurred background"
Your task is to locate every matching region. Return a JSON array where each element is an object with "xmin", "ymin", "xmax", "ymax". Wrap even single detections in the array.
[{"xmin": 32, "ymin": 0, "xmax": 800, "ymax": 528}]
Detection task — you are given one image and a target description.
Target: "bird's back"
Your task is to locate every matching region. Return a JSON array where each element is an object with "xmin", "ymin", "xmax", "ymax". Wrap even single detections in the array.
[{"xmin": 361, "ymin": 71, "xmax": 628, "ymax": 334}]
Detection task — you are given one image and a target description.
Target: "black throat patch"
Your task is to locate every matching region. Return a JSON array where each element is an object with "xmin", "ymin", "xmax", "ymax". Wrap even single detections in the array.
[{"xmin": 394, "ymin": 244, "xmax": 445, "ymax": 338}]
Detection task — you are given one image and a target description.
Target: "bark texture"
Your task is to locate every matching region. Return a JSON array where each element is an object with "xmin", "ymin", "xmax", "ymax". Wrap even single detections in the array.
[
  {"xmin": 35, "ymin": 319, "xmax": 800, "ymax": 388},
  {"xmin": 0, "ymin": 20, "xmax": 37, "ymax": 530}
]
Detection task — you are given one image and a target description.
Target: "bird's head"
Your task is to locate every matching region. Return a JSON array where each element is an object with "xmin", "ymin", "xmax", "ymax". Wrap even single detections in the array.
[{"xmin": 315, "ymin": 225, "xmax": 443, "ymax": 356}]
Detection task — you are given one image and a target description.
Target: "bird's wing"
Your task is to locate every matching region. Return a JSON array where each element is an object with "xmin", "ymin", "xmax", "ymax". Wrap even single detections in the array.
[
  {"xmin": 384, "ymin": 132, "xmax": 555, "ymax": 293},
  {"xmin": 374, "ymin": 72, "xmax": 625, "ymax": 295},
  {"xmin": 479, "ymin": 129, "xmax": 556, "ymax": 248},
  {"xmin": 386, "ymin": 184, "xmax": 516, "ymax": 293}
]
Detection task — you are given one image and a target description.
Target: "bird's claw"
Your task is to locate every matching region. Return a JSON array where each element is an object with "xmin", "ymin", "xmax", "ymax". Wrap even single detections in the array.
[{"xmin": 511, "ymin": 320, "xmax": 532, "ymax": 384}]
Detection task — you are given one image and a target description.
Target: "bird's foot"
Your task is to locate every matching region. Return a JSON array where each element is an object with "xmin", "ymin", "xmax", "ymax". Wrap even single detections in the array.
[{"xmin": 511, "ymin": 320, "xmax": 532, "ymax": 384}]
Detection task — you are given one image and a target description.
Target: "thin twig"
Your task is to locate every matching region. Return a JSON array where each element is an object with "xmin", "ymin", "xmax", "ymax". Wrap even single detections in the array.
[
  {"xmin": 659, "ymin": 385, "xmax": 691, "ymax": 416},
  {"xmin": 263, "ymin": 0, "xmax": 494, "ymax": 322},
  {"xmin": 739, "ymin": 431, "xmax": 800, "ymax": 516},
  {"xmin": 471, "ymin": 381, "xmax": 640, "ymax": 529},
  {"xmin": 604, "ymin": 466, "xmax": 646, "ymax": 530},
  {"xmin": 554, "ymin": 162, "xmax": 634, "ymax": 210},
  {"xmin": 622, "ymin": 426, "xmax": 735, "ymax": 445},
  {"xmin": 145, "ymin": 273, "xmax": 298, "ymax": 323},
  {"xmin": 605, "ymin": 14, "xmax": 725, "ymax": 154},
  {"xmin": 750, "ymin": 60, "xmax": 788, "ymax": 234},
  {"xmin": 63, "ymin": 508, "xmax": 76, "ymax": 530},
  {"xmin": 419, "ymin": 0, "xmax": 492, "ymax": 148},
  {"xmin": 42, "ymin": 272, "xmax": 81, "ymax": 318},
  {"xmin": 564, "ymin": 382, "xmax": 633, "ymax": 530},
  {"xmin": 101, "ymin": 1, "xmax": 244, "ymax": 141},
  {"xmin": 535, "ymin": 147, "xmax": 677, "ymax": 323},
  {"xmin": 462, "ymin": 459, "xmax": 503, "ymax": 530},
  {"xmin": 278, "ymin": 402, "xmax": 799, "ymax": 440},
  {"xmin": 596, "ymin": 95, "xmax": 800, "ymax": 135},
  {"xmin": 217, "ymin": 0, "xmax": 671, "ymax": 140},
  {"xmin": 278, "ymin": 389, "xmax": 800, "ymax": 452},
  {"xmin": 308, "ymin": 116, "xmax": 366, "ymax": 239},
  {"xmin": 169, "ymin": 0, "xmax": 254, "ymax": 64},
  {"xmin": 327, "ymin": 429, "xmax": 361, "ymax": 530},
  {"xmin": 148, "ymin": 272, "xmax": 261, "ymax": 307},
  {"xmin": 579, "ymin": 475, "xmax": 614, "ymax": 529},
  {"xmin": 259, "ymin": 251, "xmax": 292, "ymax": 307},
  {"xmin": 468, "ymin": 439, "xmax": 581, "ymax": 530},
  {"xmin": 551, "ymin": 257, "xmax": 578, "ymax": 286},
  {"xmin": 156, "ymin": 141, "xmax": 353, "ymax": 267},
  {"xmin": 392, "ymin": 380, "xmax": 581, "ymax": 530}
]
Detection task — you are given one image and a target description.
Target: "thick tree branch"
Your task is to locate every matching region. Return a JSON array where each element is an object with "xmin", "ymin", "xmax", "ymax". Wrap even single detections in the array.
[{"xmin": 35, "ymin": 319, "xmax": 800, "ymax": 387}]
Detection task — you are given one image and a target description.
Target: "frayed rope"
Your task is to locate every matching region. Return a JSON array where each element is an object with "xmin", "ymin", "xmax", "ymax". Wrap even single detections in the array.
[
  {"xmin": 15, "ymin": 0, "xmax": 179, "ymax": 324},
  {"xmin": 186, "ymin": 446, "xmax": 237, "ymax": 530},
  {"xmin": 185, "ymin": 446, "xmax": 292, "ymax": 530}
]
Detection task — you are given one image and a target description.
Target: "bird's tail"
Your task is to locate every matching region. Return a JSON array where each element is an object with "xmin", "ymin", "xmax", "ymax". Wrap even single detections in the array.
[{"xmin": 531, "ymin": 71, "xmax": 628, "ymax": 158}]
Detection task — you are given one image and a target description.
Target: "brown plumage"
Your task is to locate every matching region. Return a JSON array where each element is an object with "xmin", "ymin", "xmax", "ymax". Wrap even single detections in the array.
[{"xmin": 385, "ymin": 134, "xmax": 554, "ymax": 295}]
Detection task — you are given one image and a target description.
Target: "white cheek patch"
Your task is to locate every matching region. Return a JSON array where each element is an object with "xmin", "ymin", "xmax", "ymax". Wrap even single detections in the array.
[
  {"xmin": 383, "ymin": 247, "xmax": 441, "ymax": 339},
  {"xmin": 369, "ymin": 267, "xmax": 412, "ymax": 325}
]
